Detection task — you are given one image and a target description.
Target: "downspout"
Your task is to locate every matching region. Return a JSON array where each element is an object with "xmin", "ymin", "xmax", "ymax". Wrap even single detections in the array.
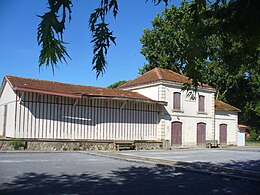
[
  {"xmin": 213, "ymin": 97, "xmax": 216, "ymax": 147},
  {"xmin": 19, "ymin": 91, "xmax": 25, "ymax": 103},
  {"xmin": 14, "ymin": 92, "xmax": 18, "ymax": 137},
  {"xmin": 120, "ymin": 101, "xmax": 127, "ymax": 110},
  {"xmin": 213, "ymin": 110, "xmax": 216, "ymax": 147},
  {"xmin": 73, "ymin": 99, "xmax": 78, "ymax": 108}
]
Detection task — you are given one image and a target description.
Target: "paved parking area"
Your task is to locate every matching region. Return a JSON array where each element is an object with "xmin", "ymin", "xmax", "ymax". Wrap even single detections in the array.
[
  {"xmin": 0, "ymin": 152, "xmax": 259, "ymax": 194},
  {"xmin": 118, "ymin": 148, "xmax": 260, "ymax": 172}
]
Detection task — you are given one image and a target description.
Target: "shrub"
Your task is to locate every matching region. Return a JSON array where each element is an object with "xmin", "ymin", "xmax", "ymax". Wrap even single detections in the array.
[
  {"xmin": 10, "ymin": 140, "xmax": 23, "ymax": 150},
  {"xmin": 246, "ymin": 128, "xmax": 260, "ymax": 142}
]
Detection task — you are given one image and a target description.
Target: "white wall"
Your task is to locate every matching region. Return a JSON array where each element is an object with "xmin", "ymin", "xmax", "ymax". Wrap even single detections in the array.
[
  {"xmin": 125, "ymin": 82, "xmax": 216, "ymax": 146},
  {"xmin": 167, "ymin": 87, "xmax": 215, "ymax": 145},
  {"xmin": 165, "ymin": 86, "xmax": 215, "ymax": 117},
  {"xmin": 12, "ymin": 92, "xmax": 160, "ymax": 141},
  {"xmin": 0, "ymin": 81, "xmax": 17, "ymax": 137},
  {"xmin": 215, "ymin": 111, "xmax": 238, "ymax": 145},
  {"xmin": 164, "ymin": 116, "xmax": 214, "ymax": 146},
  {"xmin": 131, "ymin": 85, "xmax": 160, "ymax": 101},
  {"xmin": 237, "ymin": 131, "xmax": 245, "ymax": 146}
]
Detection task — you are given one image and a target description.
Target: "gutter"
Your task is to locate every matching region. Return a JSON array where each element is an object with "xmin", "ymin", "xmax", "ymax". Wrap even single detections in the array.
[
  {"xmin": 13, "ymin": 87, "xmax": 82, "ymax": 99},
  {"xmin": 84, "ymin": 95, "xmax": 167, "ymax": 106},
  {"xmin": 10, "ymin": 87, "xmax": 167, "ymax": 106}
]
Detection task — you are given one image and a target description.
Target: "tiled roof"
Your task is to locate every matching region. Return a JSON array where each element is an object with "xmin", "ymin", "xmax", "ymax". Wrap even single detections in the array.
[
  {"xmin": 215, "ymin": 100, "xmax": 241, "ymax": 112},
  {"xmin": 118, "ymin": 68, "xmax": 210, "ymax": 89},
  {"xmin": 5, "ymin": 76, "xmax": 160, "ymax": 103},
  {"xmin": 237, "ymin": 124, "xmax": 249, "ymax": 129}
]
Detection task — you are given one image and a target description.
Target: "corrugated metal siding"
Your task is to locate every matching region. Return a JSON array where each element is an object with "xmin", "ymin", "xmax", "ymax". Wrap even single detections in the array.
[{"xmin": 14, "ymin": 92, "xmax": 159, "ymax": 140}]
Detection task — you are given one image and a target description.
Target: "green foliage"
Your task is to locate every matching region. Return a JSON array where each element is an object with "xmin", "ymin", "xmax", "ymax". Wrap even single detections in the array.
[
  {"xmin": 107, "ymin": 80, "xmax": 128, "ymax": 89},
  {"xmin": 146, "ymin": 0, "xmax": 169, "ymax": 6},
  {"xmin": 37, "ymin": 0, "xmax": 72, "ymax": 73},
  {"xmin": 37, "ymin": 0, "xmax": 259, "ymax": 87},
  {"xmin": 140, "ymin": 0, "xmax": 260, "ymax": 130},
  {"xmin": 37, "ymin": 0, "xmax": 171, "ymax": 77},
  {"xmin": 36, "ymin": 0, "xmax": 259, "ymax": 130},
  {"xmin": 89, "ymin": 0, "xmax": 118, "ymax": 78},
  {"xmin": 140, "ymin": 2, "xmax": 213, "ymax": 88},
  {"xmin": 246, "ymin": 128, "xmax": 260, "ymax": 142},
  {"xmin": 10, "ymin": 140, "xmax": 23, "ymax": 150}
]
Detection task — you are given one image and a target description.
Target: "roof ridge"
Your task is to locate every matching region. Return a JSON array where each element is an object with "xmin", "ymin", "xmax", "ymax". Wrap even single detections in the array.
[
  {"xmin": 154, "ymin": 68, "xmax": 163, "ymax": 80},
  {"xmin": 156, "ymin": 68, "xmax": 188, "ymax": 79},
  {"xmin": 118, "ymin": 67, "xmax": 213, "ymax": 89},
  {"xmin": 167, "ymin": 69, "xmax": 186, "ymax": 77}
]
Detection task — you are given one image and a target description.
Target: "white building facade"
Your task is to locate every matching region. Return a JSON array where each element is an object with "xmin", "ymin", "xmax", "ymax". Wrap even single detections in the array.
[
  {"xmin": 0, "ymin": 75, "xmax": 164, "ymax": 141},
  {"xmin": 119, "ymin": 68, "xmax": 241, "ymax": 146},
  {"xmin": 1, "ymin": 68, "xmax": 242, "ymax": 146}
]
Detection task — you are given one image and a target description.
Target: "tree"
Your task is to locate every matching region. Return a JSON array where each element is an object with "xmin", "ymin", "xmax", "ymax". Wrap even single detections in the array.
[
  {"xmin": 38, "ymin": 0, "xmax": 246, "ymax": 78},
  {"xmin": 107, "ymin": 80, "xmax": 128, "ymax": 89},
  {"xmin": 37, "ymin": 0, "xmax": 259, "ymax": 129},
  {"xmin": 140, "ymin": 1, "xmax": 260, "ymax": 130},
  {"xmin": 37, "ymin": 0, "xmax": 169, "ymax": 77}
]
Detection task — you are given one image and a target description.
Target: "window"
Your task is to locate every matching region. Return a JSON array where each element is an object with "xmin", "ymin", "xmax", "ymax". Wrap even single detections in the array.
[
  {"xmin": 173, "ymin": 92, "xmax": 181, "ymax": 110},
  {"xmin": 198, "ymin": 95, "xmax": 205, "ymax": 112}
]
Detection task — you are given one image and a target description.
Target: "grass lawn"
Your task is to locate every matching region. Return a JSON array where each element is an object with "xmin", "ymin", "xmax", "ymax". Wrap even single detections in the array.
[{"xmin": 245, "ymin": 141, "xmax": 260, "ymax": 146}]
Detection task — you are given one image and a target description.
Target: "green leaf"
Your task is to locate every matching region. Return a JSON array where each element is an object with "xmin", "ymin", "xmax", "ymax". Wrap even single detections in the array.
[{"xmin": 37, "ymin": 0, "xmax": 72, "ymax": 74}]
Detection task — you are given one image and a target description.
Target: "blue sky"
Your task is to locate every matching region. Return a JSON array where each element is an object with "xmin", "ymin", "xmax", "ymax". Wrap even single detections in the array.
[{"xmin": 0, "ymin": 0, "xmax": 179, "ymax": 87}]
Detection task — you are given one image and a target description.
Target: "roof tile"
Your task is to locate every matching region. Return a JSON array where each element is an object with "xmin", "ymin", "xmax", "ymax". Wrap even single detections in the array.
[
  {"xmin": 215, "ymin": 100, "xmax": 241, "ymax": 112},
  {"xmin": 5, "ymin": 76, "xmax": 156, "ymax": 102},
  {"xmin": 118, "ymin": 68, "xmax": 209, "ymax": 88}
]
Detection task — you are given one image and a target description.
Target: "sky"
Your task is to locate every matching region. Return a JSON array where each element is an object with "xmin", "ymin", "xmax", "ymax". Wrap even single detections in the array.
[{"xmin": 0, "ymin": 0, "xmax": 179, "ymax": 88}]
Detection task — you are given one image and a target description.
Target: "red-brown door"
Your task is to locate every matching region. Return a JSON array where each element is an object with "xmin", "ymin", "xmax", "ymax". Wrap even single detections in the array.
[
  {"xmin": 171, "ymin": 122, "xmax": 182, "ymax": 145},
  {"xmin": 197, "ymin": 123, "xmax": 206, "ymax": 145},
  {"xmin": 219, "ymin": 124, "xmax": 227, "ymax": 145}
]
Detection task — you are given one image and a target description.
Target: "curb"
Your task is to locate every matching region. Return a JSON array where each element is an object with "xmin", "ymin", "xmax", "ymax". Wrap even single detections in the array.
[{"xmin": 82, "ymin": 151, "xmax": 260, "ymax": 184}]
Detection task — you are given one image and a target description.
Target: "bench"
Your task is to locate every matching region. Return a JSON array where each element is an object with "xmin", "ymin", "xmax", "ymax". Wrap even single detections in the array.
[
  {"xmin": 205, "ymin": 140, "xmax": 219, "ymax": 148},
  {"xmin": 114, "ymin": 141, "xmax": 135, "ymax": 151}
]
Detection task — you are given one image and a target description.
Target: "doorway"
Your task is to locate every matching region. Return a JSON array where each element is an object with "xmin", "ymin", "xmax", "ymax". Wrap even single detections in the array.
[
  {"xmin": 219, "ymin": 124, "xmax": 227, "ymax": 145},
  {"xmin": 197, "ymin": 123, "xmax": 206, "ymax": 145},
  {"xmin": 171, "ymin": 122, "xmax": 182, "ymax": 145}
]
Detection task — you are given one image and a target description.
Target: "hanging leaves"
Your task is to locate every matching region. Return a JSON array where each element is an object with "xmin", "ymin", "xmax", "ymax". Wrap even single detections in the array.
[
  {"xmin": 37, "ymin": 0, "xmax": 229, "ymax": 77},
  {"xmin": 37, "ymin": 0, "xmax": 72, "ymax": 73},
  {"xmin": 37, "ymin": 0, "xmax": 169, "ymax": 77},
  {"xmin": 89, "ymin": 0, "xmax": 118, "ymax": 78}
]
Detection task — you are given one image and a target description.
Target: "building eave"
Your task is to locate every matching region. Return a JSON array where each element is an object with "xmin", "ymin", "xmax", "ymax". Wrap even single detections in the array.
[
  {"xmin": 8, "ymin": 86, "xmax": 166, "ymax": 106},
  {"xmin": 215, "ymin": 100, "xmax": 241, "ymax": 112},
  {"xmin": 237, "ymin": 124, "xmax": 249, "ymax": 129},
  {"xmin": 84, "ymin": 95, "xmax": 167, "ymax": 106},
  {"xmin": 0, "ymin": 77, "xmax": 7, "ymax": 98},
  {"xmin": 119, "ymin": 79, "xmax": 216, "ymax": 93},
  {"xmin": 13, "ymin": 86, "xmax": 82, "ymax": 99},
  {"xmin": 215, "ymin": 108, "xmax": 241, "ymax": 113}
]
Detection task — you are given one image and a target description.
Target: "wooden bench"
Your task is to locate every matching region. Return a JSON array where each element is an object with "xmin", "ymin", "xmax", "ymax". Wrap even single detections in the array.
[
  {"xmin": 205, "ymin": 140, "xmax": 219, "ymax": 148},
  {"xmin": 115, "ymin": 141, "xmax": 135, "ymax": 151}
]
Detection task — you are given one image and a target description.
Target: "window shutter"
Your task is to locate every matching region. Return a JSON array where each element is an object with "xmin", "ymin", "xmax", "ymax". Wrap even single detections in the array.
[
  {"xmin": 199, "ymin": 95, "xmax": 205, "ymax": 112},
  {"xmin": 173, "ymin": 92, "xmax": 181, "ymax": 110}
]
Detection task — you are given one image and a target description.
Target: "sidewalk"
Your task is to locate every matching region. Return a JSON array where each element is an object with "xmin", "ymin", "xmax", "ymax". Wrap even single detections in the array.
[
  {"xmin": 84, "ymin": 150, "xmax": 260, "ymax": 184},
  {"xmin": 219, "ymin": 146, "xmax": 260, "ymax": 152}
]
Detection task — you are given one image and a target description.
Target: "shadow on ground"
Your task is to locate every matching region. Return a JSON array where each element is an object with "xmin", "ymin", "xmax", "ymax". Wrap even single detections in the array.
[
  {"xmin": 0, "ymin": 163, "xmax": 259, "ymax": 195},
  {"xmin": 220, "ymin": 159, "xmax": 260, "ymax": 172},
  {"xmin": 182, "ymin": 159, "xmax": 260, "ymax": 172}
]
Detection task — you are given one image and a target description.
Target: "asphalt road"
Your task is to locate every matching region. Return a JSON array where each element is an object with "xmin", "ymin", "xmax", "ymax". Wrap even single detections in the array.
[
  {"xmin": 0, "ymin": 152, "xmax": 259, "ymax": 194},
  {"xmin": 118, "ymin": 148, "xmax": 260, "ymax": 172}
]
